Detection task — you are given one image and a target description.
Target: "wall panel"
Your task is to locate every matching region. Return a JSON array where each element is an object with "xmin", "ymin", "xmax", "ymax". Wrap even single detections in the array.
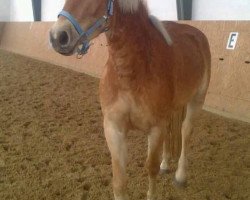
[
  {"xmin": 192, "ymin": 0, "xmax": 250, "ymax": 20},
  {"xmin": 0, "ymin": 21, "xmax": 249, "ymax": 122},
  {"xmin": 0, "ymin": 23, "xmax": 5, "ymax": 43}
]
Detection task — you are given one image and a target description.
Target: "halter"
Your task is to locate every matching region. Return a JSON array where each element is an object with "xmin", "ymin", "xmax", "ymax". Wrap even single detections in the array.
[{"xmin": 58, "ymin": 0, "xmax": 114, "ymax": 57}]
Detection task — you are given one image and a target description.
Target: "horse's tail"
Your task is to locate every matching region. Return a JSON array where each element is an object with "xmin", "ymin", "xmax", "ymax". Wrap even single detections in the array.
[{"xmin": 167, "ymin": 106, "xmax": 186, "ymax": 158}]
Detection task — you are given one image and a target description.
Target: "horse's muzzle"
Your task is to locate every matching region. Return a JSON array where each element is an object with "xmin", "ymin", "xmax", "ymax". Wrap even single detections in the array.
[{"xmin": 49, "ymin": 28, "xmax": 76, "ymax": 56}]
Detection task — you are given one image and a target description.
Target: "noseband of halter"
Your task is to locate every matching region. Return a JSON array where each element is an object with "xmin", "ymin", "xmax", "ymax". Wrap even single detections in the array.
[{"xmin": 58, "ymin": 0, "xmax": 114, "ymax": 57}]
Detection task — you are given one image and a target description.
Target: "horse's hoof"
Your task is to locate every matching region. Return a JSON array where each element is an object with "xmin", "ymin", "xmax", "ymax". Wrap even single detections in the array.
[
  {"xmin": 173, "ymin": 177, "xmax": 187, "ymax": 189},
  {"xmin": 159, "ymin": 168, "xmax": 170, "ymax": 175}
]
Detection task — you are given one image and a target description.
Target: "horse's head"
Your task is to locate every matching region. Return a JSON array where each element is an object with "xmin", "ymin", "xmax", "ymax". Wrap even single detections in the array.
[{"xmin": 50, "ymin": 0, "xmax": 111, "ymax": 56}]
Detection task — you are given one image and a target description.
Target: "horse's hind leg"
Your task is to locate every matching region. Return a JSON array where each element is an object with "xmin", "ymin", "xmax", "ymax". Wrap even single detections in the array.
[
  {"xmin": 174, "ymin": 101, "xmax": 198, "ymax": 187},
  {"xmin": 146, "ymin": 127, "xmax": 164, "ymax": 200},
  {"xmin": 160, "ymin": 132, "xmax": 171, "ymax": 174},
  {"xmin": 174, "ymin": 68, "xmax": 210, "ymax": 187}
]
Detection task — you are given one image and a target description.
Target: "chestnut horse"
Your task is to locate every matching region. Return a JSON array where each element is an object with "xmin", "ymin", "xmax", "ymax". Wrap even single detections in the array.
[{"xmin": 50, "ymin": 0, "xmax": 211, "ymax": 199}]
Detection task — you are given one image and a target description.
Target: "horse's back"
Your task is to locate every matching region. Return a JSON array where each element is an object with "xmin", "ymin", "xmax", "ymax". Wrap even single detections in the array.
[
  {"xmin": 161, "ymin": 21, "xmax": 211, "ymax": 106},
  {"xmin": 163, "ymin": 21, "xmax": 210, "ymax": 59},
  {"xmin": 163, "ymin": 22, "xmax": 208, "ymax": 45}
]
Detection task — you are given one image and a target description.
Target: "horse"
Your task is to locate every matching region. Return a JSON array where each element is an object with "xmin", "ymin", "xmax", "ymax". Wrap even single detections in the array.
[{"xmin": 49, "ymin": 0, "xmax": 211, "ymax": 199}]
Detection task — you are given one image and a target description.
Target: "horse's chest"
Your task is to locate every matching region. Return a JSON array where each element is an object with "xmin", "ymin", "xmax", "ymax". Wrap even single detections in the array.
[
  {"xmin": 122, "ymin": 93, "xmax": 160, "ymax": 131},
  {"xmin": 129, "ymin": 102, "xmax": 154, "ymax": 131}
]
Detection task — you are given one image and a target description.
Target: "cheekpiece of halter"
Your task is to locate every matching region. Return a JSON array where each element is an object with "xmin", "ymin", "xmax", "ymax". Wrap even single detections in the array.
[{"xmin": 58, "ymin": 0, "xmax": 114, "ymax": 57}]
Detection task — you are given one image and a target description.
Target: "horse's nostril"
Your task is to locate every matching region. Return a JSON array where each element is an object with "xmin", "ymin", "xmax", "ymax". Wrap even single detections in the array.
[{"xmin": 59, "ymin": 31, "xmax": 69, "ymax": 46}]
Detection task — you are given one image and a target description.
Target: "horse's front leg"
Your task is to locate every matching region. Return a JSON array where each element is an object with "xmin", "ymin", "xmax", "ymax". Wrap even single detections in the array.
[
  {"xmin": 146, "ymin": 127, "xmax": 164, "ymax": 200},
  {"xmin": 104, "ymin": 117, "xmax": 129, "ymax": 200}
]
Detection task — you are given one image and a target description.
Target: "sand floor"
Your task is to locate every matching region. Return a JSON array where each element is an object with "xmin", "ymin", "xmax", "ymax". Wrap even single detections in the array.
[{"xmin": 0, "ymin": 50, "xmax": 249, "ymax": 200}]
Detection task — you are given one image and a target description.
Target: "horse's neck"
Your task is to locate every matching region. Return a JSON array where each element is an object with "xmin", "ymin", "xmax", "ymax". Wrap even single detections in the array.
[{"xmin": 106, "ymin": 3, "xmax": 151, "ymax": 75}]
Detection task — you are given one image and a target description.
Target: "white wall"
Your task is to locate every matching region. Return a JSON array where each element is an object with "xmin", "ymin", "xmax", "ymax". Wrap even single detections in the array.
[
  {"xmin": 41, "ymin": 0, "xmax": 65, "ymax": 21},
  {"xmin": 2, "ymin": 0, "xmax": 250, "ymax": 22},
  {"xmin": 0, "ymin": 0, "xmax": 33, "ymax": 22},
  {"xmin": 193, "ymin": 0, "xmax": 250, "ymax": 20},
  {"xmin": 0, "ymin": 0, "xmax": 11, "ymax": 21},
  {"xmin": 0, "ymin": 0, "xmax": 176, "ymax": 22},
  {"xmin": 0, "ymin": 0, "xmax": 64, "ymax": 22},
  {"xmin": 148, "ymin": 0, "xmax": 177, "ymax": 20},
  {"xmin": 41, "ymin": 0, "xmax": 177, "ymax": 21},
  {"xmin": 10, "ymin": 0, "xmax": 33, "ymax": 21}
]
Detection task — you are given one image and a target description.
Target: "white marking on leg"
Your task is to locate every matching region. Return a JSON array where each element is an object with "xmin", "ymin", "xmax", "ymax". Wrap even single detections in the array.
[
  {"xmin": 160, "ymin": 159, "xmax": 169, "ymax": 171},
  {"xmin": 160, "ymin": 140, "xmax": 170, "ymax": 172}
]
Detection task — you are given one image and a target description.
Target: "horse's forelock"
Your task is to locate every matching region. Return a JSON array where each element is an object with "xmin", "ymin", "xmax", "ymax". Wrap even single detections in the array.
[{"xmin": 118, "ymin": 0, "xmax": 147, "ymax": 13}]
